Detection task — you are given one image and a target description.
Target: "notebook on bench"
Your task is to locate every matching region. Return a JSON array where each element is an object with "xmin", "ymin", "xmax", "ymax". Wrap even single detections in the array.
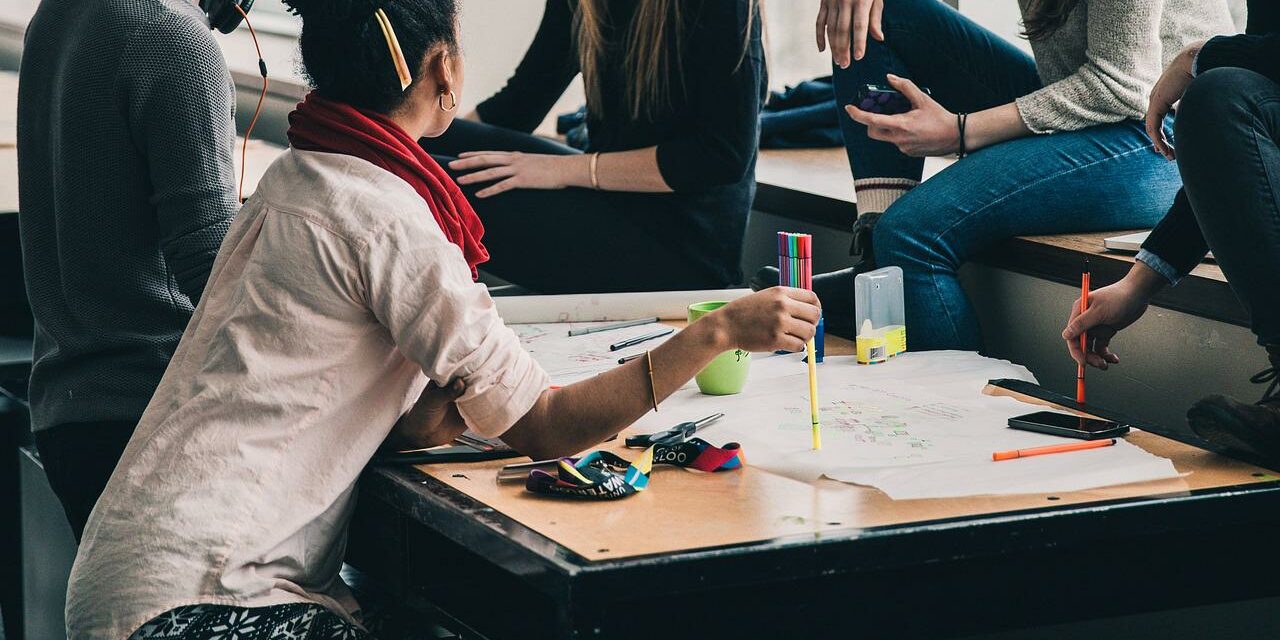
[{"xmin": 1104, "ymin": 231, "xmax": 1214, "ymax": 261}]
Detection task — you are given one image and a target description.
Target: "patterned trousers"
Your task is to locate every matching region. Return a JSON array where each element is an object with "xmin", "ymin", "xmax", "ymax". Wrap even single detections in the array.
[{"xmin": 130, "ymin": 604, "xmax": 371, "ymax": 640}]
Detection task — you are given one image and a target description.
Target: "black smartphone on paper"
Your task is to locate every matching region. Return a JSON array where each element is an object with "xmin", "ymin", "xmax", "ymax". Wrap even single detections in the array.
[
  {"xmin": 855, "ymin": 83, "xmax": 932, "ymax": 115},
  {"xmin": 1008, "ymin": 411, "xmax": 1130, "ymax": 440}
]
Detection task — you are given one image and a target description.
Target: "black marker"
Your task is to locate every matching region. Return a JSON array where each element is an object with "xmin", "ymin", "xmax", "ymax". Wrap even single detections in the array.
[{"xmin": 608, "ymin": 327, "xmax": 674, "ymax": 352}]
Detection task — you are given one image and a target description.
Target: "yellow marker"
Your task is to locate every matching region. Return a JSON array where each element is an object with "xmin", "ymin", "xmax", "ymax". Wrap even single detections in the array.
[
  {"xmin": 560, "ymin": 459, "xmax": 592, "ymax": 484},
  {"xmin": 806, "ymin": 338, "xmax": 821, "ymax": 450}
]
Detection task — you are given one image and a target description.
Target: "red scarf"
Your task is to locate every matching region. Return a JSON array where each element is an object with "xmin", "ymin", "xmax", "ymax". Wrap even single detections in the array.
[{"xmin": 287, "ymin": 92, "xmax": 489, "ymax": 278}]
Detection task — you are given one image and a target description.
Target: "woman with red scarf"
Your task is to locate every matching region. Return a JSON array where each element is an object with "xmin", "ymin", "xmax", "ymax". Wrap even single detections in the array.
[{"xmin": 64, "ymin": 1, "xmax": 818, "ymax": 638}]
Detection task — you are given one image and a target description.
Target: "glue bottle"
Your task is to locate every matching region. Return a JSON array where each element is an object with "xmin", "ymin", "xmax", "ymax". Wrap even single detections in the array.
[{"xmin": 854, "ymin": 266, "xmax": 906, "ymax": 364}]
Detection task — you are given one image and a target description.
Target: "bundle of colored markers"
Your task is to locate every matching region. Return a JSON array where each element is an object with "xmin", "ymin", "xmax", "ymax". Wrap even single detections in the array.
[{"xmin": 777, "ymin": 232, "xmax": 822, "ymax": 450}]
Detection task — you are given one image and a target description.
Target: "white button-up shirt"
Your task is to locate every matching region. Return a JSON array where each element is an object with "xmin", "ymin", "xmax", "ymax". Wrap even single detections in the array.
[{"xmin": 66, "ymin": 148, "xmax": 549, "ymax": 639}]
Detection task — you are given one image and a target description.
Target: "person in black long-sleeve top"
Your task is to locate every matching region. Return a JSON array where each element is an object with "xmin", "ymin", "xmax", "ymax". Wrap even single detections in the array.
[
  {"xmin": 421, "ymin": 0, "xmax": 765, "ymax": 293},
  {"xmin": 1062, "ymin": 0, "xmax": 1280, "ymax": 461}
]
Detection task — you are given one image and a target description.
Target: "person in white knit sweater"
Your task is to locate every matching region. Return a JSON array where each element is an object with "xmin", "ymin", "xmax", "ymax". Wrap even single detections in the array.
[{"xmin": 765, "ymin": 0, "xmax": 1233, "ymax": 351}]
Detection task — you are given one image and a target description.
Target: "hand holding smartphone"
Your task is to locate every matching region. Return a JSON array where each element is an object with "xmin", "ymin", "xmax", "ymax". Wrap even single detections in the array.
[{"xmin": 855, "ymin": 83, "xmax": 932, "ymax": 115}]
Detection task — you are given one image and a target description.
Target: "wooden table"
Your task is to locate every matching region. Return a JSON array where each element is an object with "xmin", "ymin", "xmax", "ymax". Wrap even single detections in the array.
[{"xmin": 347, "ymin": 332, "xmax": 1280, "ymax": 640}]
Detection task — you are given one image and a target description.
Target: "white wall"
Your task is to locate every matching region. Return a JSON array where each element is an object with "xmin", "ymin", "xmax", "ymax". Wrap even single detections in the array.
[{"xmin": 961, "ymin": 1, "xmax": 1033, "ymax": 51}]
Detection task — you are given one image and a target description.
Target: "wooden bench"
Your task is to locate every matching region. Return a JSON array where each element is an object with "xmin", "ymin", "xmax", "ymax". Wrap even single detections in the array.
[
  {"xmin": 1, "ymin": 63, "xmax": 1240, "ymax": 327},
  {"xmin": 752, "ymin": 146, "xmax": 1244, "ymax": 327}
]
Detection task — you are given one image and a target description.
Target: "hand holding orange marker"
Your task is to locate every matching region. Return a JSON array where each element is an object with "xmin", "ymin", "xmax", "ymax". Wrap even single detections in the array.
[
  {"xmin": 993, "ymin": 438, "xmax": 1115, "ymax": 461},
  {"xmin": 1076, "ymin": 258, "xmax": 1091, "ymax": 405}
]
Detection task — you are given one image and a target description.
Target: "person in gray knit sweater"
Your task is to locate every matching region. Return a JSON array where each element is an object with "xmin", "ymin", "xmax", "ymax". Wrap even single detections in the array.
[
  {"xmin": 17, "ymin": 0, "xmax": 241, "ymax": 539},
  {"xmin": 770, "ymin": 0, "xmax": 1233, "ymax": 351}
]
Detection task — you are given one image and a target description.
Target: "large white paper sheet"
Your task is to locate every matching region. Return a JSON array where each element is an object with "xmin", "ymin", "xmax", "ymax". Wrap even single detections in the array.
[
  {"xmin": 624, "ymin": 352, "xmax": 1181, "ymax": 499},
  {"xmin": 514, "ymin": 321, "xmax": 676, "ymax": 386},
  {"xmin": 495, "ymin": 289, "xmax": 752, "ymax": 324}
]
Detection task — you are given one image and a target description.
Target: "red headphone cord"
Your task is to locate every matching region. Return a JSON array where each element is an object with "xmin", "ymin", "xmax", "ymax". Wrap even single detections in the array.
[{"xmin": 233, "ymin": 2, "xmax": 268, "ymax": 203}]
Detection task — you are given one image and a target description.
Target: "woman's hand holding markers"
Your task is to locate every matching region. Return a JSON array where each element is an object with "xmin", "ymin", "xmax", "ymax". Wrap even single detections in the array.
[
  {"xmin": 450, "ymin": 151, "xmax": 586, "ymax": 198},
  {"xmin": 718, "ymin": 287, "xmax": 822, "ymax": 353},
  {"xmin": 844, "ymin": 74, "xmax": 959, "ymax": 157}
]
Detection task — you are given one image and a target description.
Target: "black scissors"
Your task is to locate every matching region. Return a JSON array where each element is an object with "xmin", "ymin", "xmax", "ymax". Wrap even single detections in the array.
[{"xmin": 624, "ymin": 413, "xmax": 724, "ymax": 448}]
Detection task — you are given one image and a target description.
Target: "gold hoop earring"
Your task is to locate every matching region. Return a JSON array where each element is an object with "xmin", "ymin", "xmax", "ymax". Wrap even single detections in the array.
[{"xmin": 439, "ymin": 91, "xmax": 458, "ymax": 112}]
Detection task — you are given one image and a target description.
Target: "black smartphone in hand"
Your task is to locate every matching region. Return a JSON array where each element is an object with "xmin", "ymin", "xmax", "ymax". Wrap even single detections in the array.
[
  {"xmin": 1008, "ymin": 411, "xmax": 1130, "ymax": 440},
  {"xmin": 855, "ymin": 83, "xmax": 931, "ymax": 115}
]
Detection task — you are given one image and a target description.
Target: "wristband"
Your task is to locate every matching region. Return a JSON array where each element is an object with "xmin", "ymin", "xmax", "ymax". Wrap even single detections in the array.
[{"xmin": 956, "ymin": 112, "xmax": 969, "ymax": 159}]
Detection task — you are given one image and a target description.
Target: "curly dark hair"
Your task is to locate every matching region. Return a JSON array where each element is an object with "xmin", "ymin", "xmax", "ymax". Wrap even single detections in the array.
[
  {"xmin": 282, "ymin": 0, "xmax": 460, "ymax": 113},
  {"xmin": 1022, "ymin": 0, "xmax": 1082, "ymax": 41}
]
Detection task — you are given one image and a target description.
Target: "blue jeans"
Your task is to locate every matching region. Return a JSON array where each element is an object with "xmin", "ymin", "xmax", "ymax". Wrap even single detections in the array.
[{"xmin": 832, "ymin": 0, "xmax": 1182, "ymax": 350}]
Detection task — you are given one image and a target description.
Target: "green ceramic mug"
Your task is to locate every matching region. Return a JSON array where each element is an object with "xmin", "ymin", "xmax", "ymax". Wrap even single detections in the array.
[{"xmin": 688, "ymin": 301, "xmax": 750, "ymax": 395}]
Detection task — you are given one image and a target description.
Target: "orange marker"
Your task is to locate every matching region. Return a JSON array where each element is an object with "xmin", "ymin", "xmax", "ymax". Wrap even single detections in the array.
[
  {"xmin": 1076, "ymin": 259, "xmax": 1091, "ymax": 405},
  {"xmin": 993, "ymin": 438, "xmax": 1115, "ymax": 461}
]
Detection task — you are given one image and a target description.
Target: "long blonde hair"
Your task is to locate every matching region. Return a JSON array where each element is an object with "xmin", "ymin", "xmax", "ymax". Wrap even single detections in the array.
[{"xmin": 575, "ymin": 0, "xmax": 760, "ymax": 121}]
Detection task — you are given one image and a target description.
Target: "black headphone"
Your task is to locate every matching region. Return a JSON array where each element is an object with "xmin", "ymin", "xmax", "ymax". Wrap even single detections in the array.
[{"xmin": 204, "ymin": 0, "xmax": 256, "ymax": 34}]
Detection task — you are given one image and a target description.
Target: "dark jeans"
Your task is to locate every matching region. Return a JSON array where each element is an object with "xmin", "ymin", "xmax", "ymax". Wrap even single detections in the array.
[
  {"xmin": 831, "ymin": 0, "xmax": 1182, "ymax": 350},
  {"xmin": 34, "ymin": 419, "xmax": 136, "ymax": 541},
  {"xmin": 1176, "ymin": 68, "xmax": 1280, "ymax": 347},
  {"xmin": 422, "ymin": 120, "xmax": 729, "ymax": 294}
]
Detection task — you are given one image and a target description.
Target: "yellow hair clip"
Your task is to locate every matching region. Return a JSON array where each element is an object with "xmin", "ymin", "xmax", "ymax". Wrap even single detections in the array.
[{"xmin": 373, "ymin": 8, "xmax": 413, "ymax": 91}]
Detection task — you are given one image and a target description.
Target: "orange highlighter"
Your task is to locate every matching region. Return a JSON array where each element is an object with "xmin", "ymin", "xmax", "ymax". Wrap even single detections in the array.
[
  {"xmin": 1076, "ymin": 259, "xmax": 1091, "ymax": 404},
  {"xmin": 993, "ymin": 438, "xmax": 1115, "ymax": 461}
]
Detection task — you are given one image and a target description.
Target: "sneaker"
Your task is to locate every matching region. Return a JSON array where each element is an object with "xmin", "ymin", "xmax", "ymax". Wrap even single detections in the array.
[{"xmin": 1187, "ymin": 348, "xmax": 1280, "ymax": 462}]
